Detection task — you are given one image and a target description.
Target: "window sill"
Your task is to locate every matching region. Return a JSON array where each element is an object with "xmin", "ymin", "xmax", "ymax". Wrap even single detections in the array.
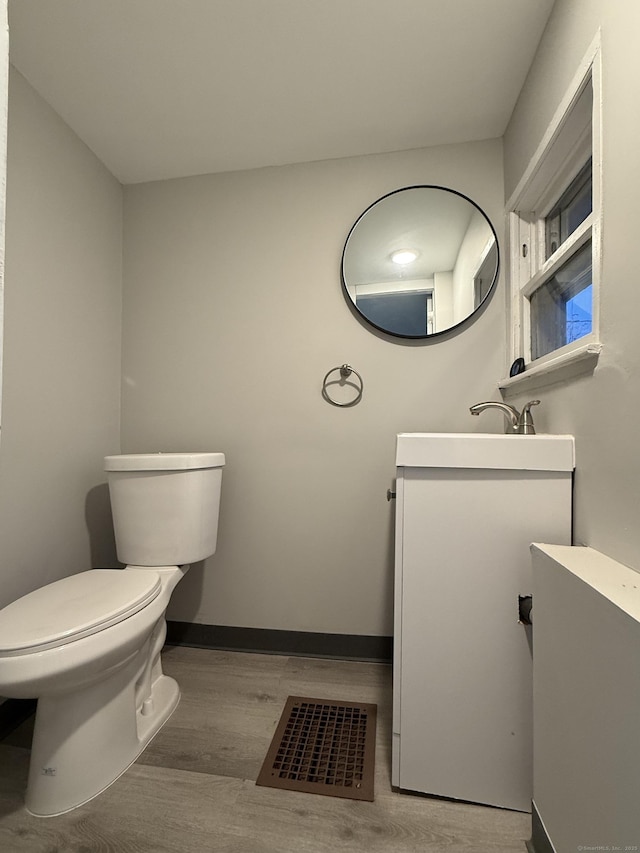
[{"xmin": 499, "ymin": 342, "xmax": 602, "ymax": 398}]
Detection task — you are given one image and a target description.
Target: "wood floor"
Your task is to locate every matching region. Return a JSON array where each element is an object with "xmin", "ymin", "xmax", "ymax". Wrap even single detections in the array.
[{"xmin": 0, "ymin": 646, "xmax": 530, "ymax": 852}]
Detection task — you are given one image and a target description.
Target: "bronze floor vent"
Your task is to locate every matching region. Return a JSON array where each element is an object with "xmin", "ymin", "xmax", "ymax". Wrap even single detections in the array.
[{"xmin": 256, "ymin": 696, "xmax": 377, "ymax": 801}]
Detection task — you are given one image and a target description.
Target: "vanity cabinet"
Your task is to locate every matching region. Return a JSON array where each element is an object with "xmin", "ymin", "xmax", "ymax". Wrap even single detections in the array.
[{"xmin": 392, "ymin": 433, "xmax": 574, "ymax": 812}]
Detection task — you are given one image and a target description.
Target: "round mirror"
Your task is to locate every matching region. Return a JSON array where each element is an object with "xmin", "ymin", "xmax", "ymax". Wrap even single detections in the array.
[{"xmin": 341, "ymin": 186, "xmax": 499, "ymax": 339}]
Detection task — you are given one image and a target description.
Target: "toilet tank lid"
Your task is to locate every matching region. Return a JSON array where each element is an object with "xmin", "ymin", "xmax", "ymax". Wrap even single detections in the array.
[{"xmin": 104, "ymin": 452, "xmax": 225, "ymax": 471}]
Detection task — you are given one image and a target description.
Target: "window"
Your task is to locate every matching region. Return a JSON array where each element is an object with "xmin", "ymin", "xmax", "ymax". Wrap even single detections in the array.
[
  {"xmin": 530, "ymin": 240, "xmax": 592, "ymax": 359},
  {"xmin": 504, "ymin": 36, "xmax": 601, "ymax": 386},
  {"xmin": 545, "ymin": 158, "xmax": 592, "ymax": 259}
]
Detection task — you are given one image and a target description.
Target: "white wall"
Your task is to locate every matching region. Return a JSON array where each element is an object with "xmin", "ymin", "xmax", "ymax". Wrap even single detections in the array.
[
  {"xmin": 0, "ymin": 69, "xmax": 122, "ymax": 609},
  {"xmin": 452, "ymin": 209, "xmax": 492, "ymax": 323},
  {"xmin": 0, "ymin": 0, "xmax": 7, "ymax": 420},
  {"xmin": 122, "ymin": 139, "xmax": 504, "ymax": 636},
  {"xmin": 503, "ymin": 0, "xmax": 640, "ymax": 574},
  {"xmin": 433, "ymin": 271, "xmax": 453, "ymax": 331}
]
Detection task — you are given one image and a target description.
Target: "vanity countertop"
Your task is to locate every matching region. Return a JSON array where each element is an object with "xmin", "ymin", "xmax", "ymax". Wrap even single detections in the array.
[{"xmin": 395, "ymin": 432, "xmax": 575, "ymax": 471}]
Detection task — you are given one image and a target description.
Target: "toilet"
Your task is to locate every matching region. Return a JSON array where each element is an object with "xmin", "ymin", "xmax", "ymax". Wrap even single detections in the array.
[{"xmin": 0, "ymin": 451, "xmax": 224, "ymax": 817}]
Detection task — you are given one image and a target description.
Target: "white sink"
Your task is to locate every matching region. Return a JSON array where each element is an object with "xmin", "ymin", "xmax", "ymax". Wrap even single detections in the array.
[{"xmin": 395, "ymin": 432, "xmax": 575, "ymax": 471}]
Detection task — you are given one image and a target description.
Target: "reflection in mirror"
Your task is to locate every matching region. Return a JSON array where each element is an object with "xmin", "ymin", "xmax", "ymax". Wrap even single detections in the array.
[{"xmin": 341, "ymin": 186, "xmax": 499, "ymax": 339}]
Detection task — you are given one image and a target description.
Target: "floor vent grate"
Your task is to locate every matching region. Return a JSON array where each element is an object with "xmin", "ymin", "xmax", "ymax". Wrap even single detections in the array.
[{"xmin": 256, "ymin": 696, "xmax": 376, "ymax": 801}]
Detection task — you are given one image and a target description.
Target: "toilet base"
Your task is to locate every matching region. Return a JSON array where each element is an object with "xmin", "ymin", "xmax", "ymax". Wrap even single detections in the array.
[{"xmin": 25, "ymin": 641, "xmax": 179, "ymax": 816}]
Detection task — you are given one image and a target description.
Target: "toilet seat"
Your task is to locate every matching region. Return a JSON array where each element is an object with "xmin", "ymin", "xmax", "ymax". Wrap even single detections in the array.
[{"xmin": 0, "ymin": 570, "xmax": 161, "ymax": 656}]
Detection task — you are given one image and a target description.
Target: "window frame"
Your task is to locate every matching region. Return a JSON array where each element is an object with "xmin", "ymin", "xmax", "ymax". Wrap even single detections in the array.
[{"xmin": 501, "ymin": 34, "xmax": 602, "ymax": 394}]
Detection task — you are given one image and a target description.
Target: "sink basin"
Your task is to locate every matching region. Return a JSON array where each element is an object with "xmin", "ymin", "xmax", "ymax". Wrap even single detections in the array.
[{"xmin": 395, "ymin": 432, "xmax": 575, "ymax": 471}]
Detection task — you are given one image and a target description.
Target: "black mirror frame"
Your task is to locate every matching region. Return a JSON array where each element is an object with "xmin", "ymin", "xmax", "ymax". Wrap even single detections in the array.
[{"xmin": 340, "ymin": 185, "xmax": 500, "ymax": 340}]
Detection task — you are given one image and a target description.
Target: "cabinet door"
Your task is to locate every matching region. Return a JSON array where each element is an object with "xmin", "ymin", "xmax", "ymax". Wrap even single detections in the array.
[{"xmin": 396, "ymin": 466, "xmax": 571, "ymax": 811}]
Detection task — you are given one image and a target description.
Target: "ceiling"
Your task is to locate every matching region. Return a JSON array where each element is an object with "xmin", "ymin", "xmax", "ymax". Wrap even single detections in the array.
[{"xmin": 7, "ymin": 0, "xmax": 556, "ymax": 185}]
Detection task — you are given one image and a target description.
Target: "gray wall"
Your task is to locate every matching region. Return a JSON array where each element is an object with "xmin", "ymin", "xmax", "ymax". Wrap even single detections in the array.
[
  {"xmin": 504, "ymin": 0, "xmax": 640, "ymax": 573},
  {"xmin": 0, "ymin": 0, "xmax": 7, "ymax": 415},
  {"xmin": 0, "ymin": 69, "xmax": 122, "ymax": 609},
  {"xmin": 122, "ymin": 140, "xmax": 505, "ymax": 636}
]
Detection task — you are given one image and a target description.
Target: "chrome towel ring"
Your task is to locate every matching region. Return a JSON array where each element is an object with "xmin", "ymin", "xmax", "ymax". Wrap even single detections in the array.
[{"xmin": 322, "ymin": 364, "xmax": 364, "ymax": 407}]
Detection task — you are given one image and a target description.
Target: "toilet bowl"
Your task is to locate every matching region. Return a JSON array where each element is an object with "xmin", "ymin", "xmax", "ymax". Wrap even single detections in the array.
[{"xmin": 0, "ymin": 451, "xmax": 224, "ymax": 817}]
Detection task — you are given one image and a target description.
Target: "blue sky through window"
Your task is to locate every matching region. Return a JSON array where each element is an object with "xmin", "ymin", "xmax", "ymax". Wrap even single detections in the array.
[{"xmin": 566, "ymin": 284, "xmax": 592, "ymax": 344}]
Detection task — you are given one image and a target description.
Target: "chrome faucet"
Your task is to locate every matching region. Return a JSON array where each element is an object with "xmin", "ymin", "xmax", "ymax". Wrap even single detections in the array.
[{"xmin": 469, "ymin": 399, "xmax": 540, "ymax": 435}]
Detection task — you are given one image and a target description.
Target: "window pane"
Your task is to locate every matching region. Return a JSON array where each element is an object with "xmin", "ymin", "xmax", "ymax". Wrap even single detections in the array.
[
  {"xmin": 566, "ymin": 283, "xmax": 593, "ymax": 344},
  {"xmin": 545, "ymin": 159, "xmax": 592, "ymax": 258},
  {"xmin": 530, "ymin": 241, "xmax": 592, "ymax": 360}
]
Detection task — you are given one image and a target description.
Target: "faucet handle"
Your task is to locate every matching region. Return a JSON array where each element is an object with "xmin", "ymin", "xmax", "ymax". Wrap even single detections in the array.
[{"xmin": 518, "ymin": 400, "xmax": 540, "ymax": 434}]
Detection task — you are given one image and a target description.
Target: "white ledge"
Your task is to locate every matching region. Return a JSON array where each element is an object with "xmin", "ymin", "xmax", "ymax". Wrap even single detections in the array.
[{"xmin": 499, "ymin": 342, "xmax": 602, "ymax": 398}]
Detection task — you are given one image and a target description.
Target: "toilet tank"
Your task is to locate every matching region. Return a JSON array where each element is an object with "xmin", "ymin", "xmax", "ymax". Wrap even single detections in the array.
[{"xmin": 104, "ymin": 452, "xmax": 225, "ymax": 567}]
